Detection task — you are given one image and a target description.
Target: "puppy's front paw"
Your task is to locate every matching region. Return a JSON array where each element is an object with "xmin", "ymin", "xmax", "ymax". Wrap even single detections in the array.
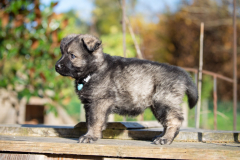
[
  {"xmin": 78, "ymin": 135, "xmax": 98, "ymax": 143},
  {"xmin": 153, "ymin": 136, "xmax": 173, "ymax": 145}
]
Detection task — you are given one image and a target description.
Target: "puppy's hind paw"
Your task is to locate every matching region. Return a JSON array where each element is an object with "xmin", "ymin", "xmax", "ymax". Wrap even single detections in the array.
[
  {"xmin": 153, "ymin": 137, "xmax": 172, "ymax": 145},
  {"xmin": 78, "ymin": 135, "xmax": 98, "ymax": 143}
]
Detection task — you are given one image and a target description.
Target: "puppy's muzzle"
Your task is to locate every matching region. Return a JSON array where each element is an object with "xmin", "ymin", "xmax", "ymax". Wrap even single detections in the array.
[{"xmin": 55, "ymin": 63, "xmax": 63, "ymax": 72}]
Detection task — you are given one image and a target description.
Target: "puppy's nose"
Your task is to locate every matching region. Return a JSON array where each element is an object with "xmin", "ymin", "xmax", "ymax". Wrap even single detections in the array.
[{"xmin": 55, "ymin": 64, "xmax": 62, "ymax": 70}]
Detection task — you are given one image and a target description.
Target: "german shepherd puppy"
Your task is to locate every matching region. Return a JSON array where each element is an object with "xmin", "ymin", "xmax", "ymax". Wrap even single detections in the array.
[{"xmin": 55, "ymin": 34, "xmax": 198, "ymax": 145}]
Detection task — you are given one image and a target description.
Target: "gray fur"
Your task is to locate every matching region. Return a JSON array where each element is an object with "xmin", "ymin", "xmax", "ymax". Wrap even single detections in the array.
[{"xmin": 55, "ymin": 34, "xmax": 198, "ymax": 145}]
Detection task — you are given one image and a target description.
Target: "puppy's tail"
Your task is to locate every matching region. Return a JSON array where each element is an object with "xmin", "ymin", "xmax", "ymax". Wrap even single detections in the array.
[{"xmin": 186, "ymin": 78, "xmax": 198, "ymax": 109}]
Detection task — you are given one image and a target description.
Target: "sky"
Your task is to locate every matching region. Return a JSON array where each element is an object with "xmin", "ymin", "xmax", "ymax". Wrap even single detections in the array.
[{"xmin": 40, "ymin": 0, "xmax": 181, "ymax": 23}]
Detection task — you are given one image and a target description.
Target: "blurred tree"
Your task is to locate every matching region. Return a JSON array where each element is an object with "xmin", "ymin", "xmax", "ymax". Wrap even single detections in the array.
[
  {"xmin": 92, "ymin": 0, "xmax": 138, "ymax": 58},
  {"xmin": 60, "ymin": 9, "xmax": 88, "ymax": 36},
  {"xmin": 133, "ymin": 0, "xmax": 240, "ymax": 100},
  {"xmin": 93, "ymin": 0, "xmax": 122, "ymax": 35},
  {"xmin": 0, "ymin": 0, "xmax": 87, "ymax": 116}
]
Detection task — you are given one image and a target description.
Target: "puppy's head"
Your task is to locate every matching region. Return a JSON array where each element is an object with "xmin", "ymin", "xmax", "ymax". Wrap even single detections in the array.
[{"xmin": 55, "ymin": 34, "xmax": 103, "ymax": 79}]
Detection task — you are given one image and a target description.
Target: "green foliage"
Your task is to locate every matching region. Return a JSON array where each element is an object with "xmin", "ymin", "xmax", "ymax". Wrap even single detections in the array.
[
  {"xmin": 143, "ymin": 108, "xmax": 156, "ymax": 120},
  {"xmin": 46, "ymin": 103, "xmax": 58, "ymax": 117},
  {"xmin": 101, "ymin": 33, "xmax": 137, "ymax": 58},
  {"xmin": 114, "ymin": 108, "xmax": 156, "ymax": 122},
  {"xmin": 93, "ymin": 0, "xmax": 138, "ymax": 58},
  {"xmin": 188, "ymin": 101, "xmax": 240, "ymax": 130},
  {"xmin": 201, "ymin": 75, "xmax": 214, "ymax": 100},
  {"xmin": 0, "ymin": 1, "xmax": 86, "ymax": 113},
  {"xmin": 93, "ymin": 0, "xmax": 122, "ymax": 35},
  {"xmin": 65, "ymin": 96, "xmax": 81, "ymax": 121},
  {"xmin": 60, "ymin": 10, "xmax": 88, "ymax": 36}
]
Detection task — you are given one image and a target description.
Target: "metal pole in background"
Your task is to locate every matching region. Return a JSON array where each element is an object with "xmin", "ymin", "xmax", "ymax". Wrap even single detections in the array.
[
  {"xmin": 233, "ymin": 0, "xmax": 237, "ymax": 131},
  {"xmin": 195, "ymin": 22, "xmax": 204, "ymax": 129}
]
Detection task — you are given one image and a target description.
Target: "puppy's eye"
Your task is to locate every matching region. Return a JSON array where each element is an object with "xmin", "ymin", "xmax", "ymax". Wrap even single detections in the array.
[{"xmin": 71, "ymin": 54, "xmax": 76, "ymax": 59}]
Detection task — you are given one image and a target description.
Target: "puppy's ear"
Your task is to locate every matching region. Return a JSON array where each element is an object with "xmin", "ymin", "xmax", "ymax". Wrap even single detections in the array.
[
  {"xmin": 60, "ymin": 34, "xmax": 78, "ymax": 52},
  {"xmin": 82, "ymin": 35, "xmax": 102, "ymax": 52}
]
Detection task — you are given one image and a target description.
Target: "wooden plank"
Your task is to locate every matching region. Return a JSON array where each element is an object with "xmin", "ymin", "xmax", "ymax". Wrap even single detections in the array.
[
  {"xmin": 0, "ymin": 153, "xmax": 46, "ymax": 160},
  {"xmin": 74, "ymin": 121, "xmax": 162, "ymax": 130},
  {"xmin": 42, "ymin": 154, "xmax": 103, "ymax": 160},
  {"xmin": 0, "ymin": 135, "xmax": 239, "ymax": 159},
  {"xmin": 0, "ymin": 124, "xmax": 239, "ymax": 143},
  {"xmin": 0, "ymin": 153, "xmax": 144, "ymax": 160},
  {"xmin": 0, "ymin": 153, "xmax": 104, "ymax": 160}
]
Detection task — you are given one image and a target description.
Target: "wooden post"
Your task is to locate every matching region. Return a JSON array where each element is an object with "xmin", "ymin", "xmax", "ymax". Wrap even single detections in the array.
[
  {"xmin": 195, "ymin": 22, "xmax": 204, "ymax": 129},
  {"xmin": 122, "ymin": 0, "xmax": 126, "ymax": 121},
  {"xmin": 182, "ymin": 102, "xmax": 188, "ymax": 127},
  {"xmin": 194, "ymin": 72, "xmax": 198, "ymax": 85},
  {"xmin": 194, "ymin": 72, "xmax": 198, "ymax": 126},
  {"xmin": 122, "ymin": 0, "xmax": 126, "ymax": 58},
  {"xmin": 213, "ymin": 76, "xmax": 218, "ymax": 130},
  {"xmin": 125, "ymin": 17, "xmax": 143, "ymax": 59},
  {"xmin": 233, "ymin": 0, "xmax": 237, "ymax": 131}
]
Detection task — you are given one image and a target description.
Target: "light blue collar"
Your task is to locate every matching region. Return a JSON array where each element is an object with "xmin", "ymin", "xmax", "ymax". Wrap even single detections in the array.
[
  {"xmin": 77, "ymin": 84, "xmax": 84, "ymax": 91},
  {"xmin": 77, "ymin": 75, "xmax": 91, "ymax": 91}
]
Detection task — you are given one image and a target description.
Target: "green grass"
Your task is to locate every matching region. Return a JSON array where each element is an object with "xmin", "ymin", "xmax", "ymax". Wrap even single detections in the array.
[
  {"xmin": 114, "ymin": 108, "xmax": 156, "ymax": 121},
  {"xmin": 188, "ymin": 101, "xmax": 240, "ymax": 131}
]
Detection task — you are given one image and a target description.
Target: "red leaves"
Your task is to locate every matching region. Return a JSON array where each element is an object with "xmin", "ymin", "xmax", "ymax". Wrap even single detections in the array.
[{"xmin": 1, "ymin": 12, "xmax": 9, "ymax": 27}]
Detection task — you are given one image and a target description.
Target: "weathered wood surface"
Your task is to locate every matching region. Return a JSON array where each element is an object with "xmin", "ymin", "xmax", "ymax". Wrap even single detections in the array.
[
  {"xmin": 0, "ymin": 153, "xmax": 105, "ymax": 160},
  {"xmin": 0, "ymin": 135, "xmax": 239, "ymax": 160},
  {"xmin": 0, "ymin": 154, "xmax": 47, "ymax": 160},
  {"xmin": 0, "ymin": 123, "xmax": 240, "ymax": 159},
  {"xmin": 0, "ymin": 122, "xmax": 239, "ymax": 143}
]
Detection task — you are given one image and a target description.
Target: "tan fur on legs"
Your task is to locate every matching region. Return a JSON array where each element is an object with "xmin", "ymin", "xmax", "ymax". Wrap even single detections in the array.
[{"xmin": 153, "ymin": 117, "xmax": 182, "ymax": 145}]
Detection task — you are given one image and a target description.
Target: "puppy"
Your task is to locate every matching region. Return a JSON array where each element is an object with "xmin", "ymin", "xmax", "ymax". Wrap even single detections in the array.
[{"xmin": 55, "ymin": 34, "xmax": 198, "ymax": 145}]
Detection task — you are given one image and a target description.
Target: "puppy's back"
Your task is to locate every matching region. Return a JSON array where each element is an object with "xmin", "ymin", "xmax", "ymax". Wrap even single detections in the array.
[{"xmin": 108, "ymin": 56, "xmax": 190, "ymax": 106}]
